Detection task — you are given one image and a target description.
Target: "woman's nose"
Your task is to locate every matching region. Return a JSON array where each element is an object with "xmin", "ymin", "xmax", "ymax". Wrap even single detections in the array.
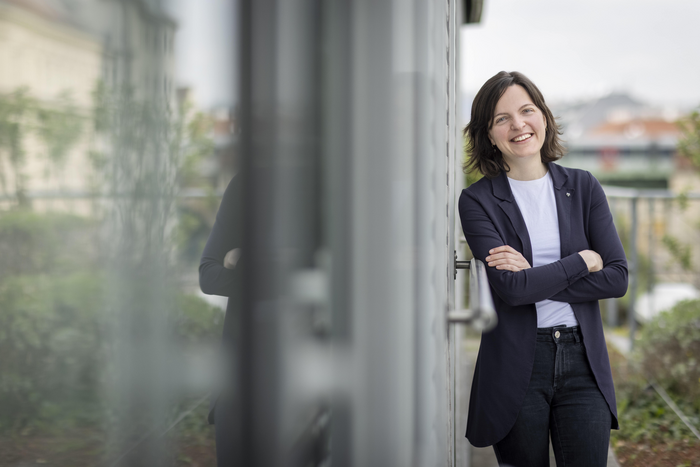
[{"xmin": 510, "ymin": 116, "xmax": 525, "ymax": 130}]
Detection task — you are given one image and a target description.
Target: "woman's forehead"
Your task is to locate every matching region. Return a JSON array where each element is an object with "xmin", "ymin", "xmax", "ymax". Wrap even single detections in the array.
[{"xmin": 493, "ymin": 85, "xmax": 532, "ymax": 111}]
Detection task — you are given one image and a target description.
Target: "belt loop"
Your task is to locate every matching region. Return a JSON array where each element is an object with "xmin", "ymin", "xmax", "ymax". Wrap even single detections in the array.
[{"xmin": 574, "ymin": 327, "xmax": 581, "ymax": 343}]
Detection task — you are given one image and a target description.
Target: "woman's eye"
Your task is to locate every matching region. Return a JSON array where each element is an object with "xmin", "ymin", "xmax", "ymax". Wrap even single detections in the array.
[
  {"xmin": 523, "ymin": 108, "xmax": 534, "ymax": 114},
  {"xmin": 495, "ymin": 116, "xmax": 506, "ymax": 123}
]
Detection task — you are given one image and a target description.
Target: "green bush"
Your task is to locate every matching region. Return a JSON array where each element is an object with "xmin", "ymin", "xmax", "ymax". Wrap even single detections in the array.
[
  {"xmin": 0, "ymin": 270, "xmax": 224, "ymax": 431},
  {"xmin": 0, "ymin": 210, "xmax": 94, "ymax": 280},
  {"xmin": 615, "ymin": 385, "xmax": 700, "ymax": 445},
  {"xmin": 174, "ymin": 292, "xmax": 224, "ymax": 345},
  {"xmin": 637, "ymin": 299, "xmax": 700, "ymax": 409},
  {"xmin": 611, "ymin": 344, "xmax": 700, "ymax": 446},
  {"xmin": 610, "ymin": 299, "xmax": 700, "ymax": 448},
  {"xmin": 0, "ymin": 272, "xmax": 104, "ymax": 430},
  {"xmin": 0, "ymin": 210, "xmax": 225, "ymax": 433}
]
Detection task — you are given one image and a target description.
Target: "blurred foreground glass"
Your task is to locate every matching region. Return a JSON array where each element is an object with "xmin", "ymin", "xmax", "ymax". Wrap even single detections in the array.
[
  {"xmin": 0, "ymin": 0, "xmax": 233, "ymax": 464},
  {"xmin": 0, "ymin": 0, "xmax": 473, "ymax": 464}
]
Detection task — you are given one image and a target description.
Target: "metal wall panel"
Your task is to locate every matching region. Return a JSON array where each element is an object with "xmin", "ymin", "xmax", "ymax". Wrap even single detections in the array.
[{"xmin": 237, "ymin": 0, "xmax": 461, "ymax": 464}]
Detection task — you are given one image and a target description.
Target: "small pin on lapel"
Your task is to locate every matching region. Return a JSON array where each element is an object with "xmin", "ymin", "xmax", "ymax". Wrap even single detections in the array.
[{"xmin": 566, "ymin": 192, "xmax": 571, "ymax": 197}]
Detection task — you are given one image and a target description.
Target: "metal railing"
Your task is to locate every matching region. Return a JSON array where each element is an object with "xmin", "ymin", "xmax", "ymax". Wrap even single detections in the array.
[{"xmin": 603, "ymin": 185, "xmax": 700, "ymax": 351}]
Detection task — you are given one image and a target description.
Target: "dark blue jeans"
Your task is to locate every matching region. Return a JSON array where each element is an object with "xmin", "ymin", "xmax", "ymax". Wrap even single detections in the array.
[{"xmin": 493, "ymin": 326, "xmax": 612, "ymax": 467}]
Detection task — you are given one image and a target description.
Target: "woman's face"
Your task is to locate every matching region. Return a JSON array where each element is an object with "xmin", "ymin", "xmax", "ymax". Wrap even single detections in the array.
[{"xmin": 487, "ymin": 84, "xmax": 547, "ymax": 168}]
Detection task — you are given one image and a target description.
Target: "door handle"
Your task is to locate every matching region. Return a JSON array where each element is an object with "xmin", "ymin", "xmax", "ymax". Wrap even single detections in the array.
[
  {"xmin": 454, "ymin": 250, "xmax": 471, "ymax": 275},
  {"xmin": 450, "ymin": 253, "xmax": 497, "ymax": 331}
]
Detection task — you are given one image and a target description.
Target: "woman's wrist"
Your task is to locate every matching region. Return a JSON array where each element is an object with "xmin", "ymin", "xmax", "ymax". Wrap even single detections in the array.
[{"xmin": 578, "ymin": 250, "xmax": 603, "ymax": 273}]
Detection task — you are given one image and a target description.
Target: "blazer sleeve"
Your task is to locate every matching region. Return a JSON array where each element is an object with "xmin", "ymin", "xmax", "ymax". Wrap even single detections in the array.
[
  {"xmin": 459, "ymin": 188, "xmax": 590, "ymax": 307},
  {"xmin": 199, "ymin": 176, "xmax": 241, "ymax": 297},
  {"xmin": 549, "ymin": 172, "xmax": 628, "ymax": 303}
]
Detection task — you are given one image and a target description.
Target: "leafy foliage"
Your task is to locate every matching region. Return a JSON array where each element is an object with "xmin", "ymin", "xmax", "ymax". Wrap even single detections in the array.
[
  {"xmin": 0, "ymin": 210, "xmax": 93, "ymax": 279},
  {"xmin": 0, "ymin": 272, "xmax": 104, "ymax": 431},
  {"xmin": 0, "ymin": 81, "xmax": 224, "ymax": 454},
  {"xmin": 176, "ymin": 101, "xmax": 216, "ymax": 189},
  {"xmin": 611, "ymin": 299, "xmax": 700, "ymax": 451},
  {"xmin": 466, "ymin": 167, "xmax": 484, "ymax": 187},
  {"xmin": 637, "ymin": 299, "xmax": 700, "ymax": 408},
  {"xmin": 463, "ymin": 134, "xmax": 484, "ymax": 187},
  {"xmin": 616, "ymin": 388, "xmax": 699, "ymax": 445},
  {"xmin": 0, "ymin": 210, "xmax": 224, "ymax": 432},
  {"xmin": 0, "ymin": 88, "xmax": 34, "ymax": 202},
  {"xmin": 35, "ymin": 92, "xmax": 84, "ymax": 167},
  {"xmin": 0, "ymin": 88, "xmax": 84, "ymax": 204},
  {"xmin": 677, "ymin": 108, "xmax": 700, "ymax": 168},
  {"xmin": 662, "ymin": 234, "xmax": 693, "ymax": 271},
  {"xmin": 90, "ymin": 82, "xmax": 219, "ymax": 267}
]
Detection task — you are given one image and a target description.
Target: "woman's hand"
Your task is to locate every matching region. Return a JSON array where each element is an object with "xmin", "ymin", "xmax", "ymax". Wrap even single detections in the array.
[
  {"xmin": 485, "ymin": 245, "xmax": 531, "ymax": 272},
  {"xmin": 223, "ymin": 248, "xmax": 241, "ymax": 269},
  {"xmin": 578, "ymin": 249, "xmax": 603, "ymax": 272}
]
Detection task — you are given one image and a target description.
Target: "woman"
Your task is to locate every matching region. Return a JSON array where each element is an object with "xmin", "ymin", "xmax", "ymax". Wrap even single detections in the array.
[
  {"xmin": 458, "ymin": 71, "xmax": 628, "ymax": 466},
  {"xmin": 199, "ymin": 175, "xmax": 242, "ymax": 464}
]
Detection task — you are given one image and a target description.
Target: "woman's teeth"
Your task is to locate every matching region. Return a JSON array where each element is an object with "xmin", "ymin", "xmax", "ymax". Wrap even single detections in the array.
[{"xmin": 512, "ymin": 134, "xmax": 532, "ymax": 142}]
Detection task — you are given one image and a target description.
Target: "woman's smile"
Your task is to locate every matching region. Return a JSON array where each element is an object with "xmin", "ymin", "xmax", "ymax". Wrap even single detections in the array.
[{"xmin": 511, "ymin": 133, "xmax": 533, "ymax": 142}]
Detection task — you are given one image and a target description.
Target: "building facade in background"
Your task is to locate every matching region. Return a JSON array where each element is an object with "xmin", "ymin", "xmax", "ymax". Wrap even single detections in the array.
[
  {"xmin": 555, "ymin": 93, "xmax": 683, "ymax": 189},
  {"xmin": 0, "ymin": 0, "xmax": 100, "ymax": 211},
  {"xmin": 0, "ymin": 0, "xmax": 178, "ymax": 212}
]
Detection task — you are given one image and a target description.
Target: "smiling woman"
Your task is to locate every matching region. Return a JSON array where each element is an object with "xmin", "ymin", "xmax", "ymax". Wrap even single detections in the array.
[
  {"xmin": 464, "ymin": 71, "xmax": 566, "ymax": 179},
  {"xmin": 459, "ymin": 71, "xmax": 628, "ymax": 466}
]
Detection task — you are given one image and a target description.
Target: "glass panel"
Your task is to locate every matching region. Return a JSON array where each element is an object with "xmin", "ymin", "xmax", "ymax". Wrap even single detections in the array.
[{"xmin": 0, "ymin": 0, "xmax": 236, "ymax": 464}]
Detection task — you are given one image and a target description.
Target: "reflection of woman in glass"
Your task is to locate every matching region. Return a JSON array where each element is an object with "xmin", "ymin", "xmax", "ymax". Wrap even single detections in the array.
[
  {"xmin": 459, "ymin": 71, "xmax": 628, "ymax": 466},
  {"xmin": 199, "ymin": 176, "xmax": 241, "ymax": 464}
]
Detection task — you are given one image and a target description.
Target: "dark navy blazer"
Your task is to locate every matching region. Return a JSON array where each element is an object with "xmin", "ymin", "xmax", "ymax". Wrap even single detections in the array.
[{"xmin": 458, "ymin": 162, "xmax": 628, "ymax": 448}]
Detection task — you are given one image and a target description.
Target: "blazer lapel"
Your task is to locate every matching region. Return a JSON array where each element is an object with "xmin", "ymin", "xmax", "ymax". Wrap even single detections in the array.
[
  {"xmin": 549, "ymin": 163, "xmax": 574, "ymax": 258},
  {"xmin": 492, "ymin": 171, "xmax": 533, "ymax": 265}
]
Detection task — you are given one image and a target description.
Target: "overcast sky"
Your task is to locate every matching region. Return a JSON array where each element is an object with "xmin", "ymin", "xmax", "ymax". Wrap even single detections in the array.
[
  {"xmin": 168, "ymin": 0, "xmax": 236, "ymax": 110},
  {"xmin": 169, "ymin": 0, "xmax": 700, "ymax": 111},
  {"xmin": 460, "ymin": 0, "xmax": 700, "ymax": 107}
]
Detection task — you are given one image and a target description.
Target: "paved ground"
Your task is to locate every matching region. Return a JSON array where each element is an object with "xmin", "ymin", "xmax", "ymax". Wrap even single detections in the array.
[{"xmin": 459, "ymin": 335, "xmax": 621, "ymax": 467}]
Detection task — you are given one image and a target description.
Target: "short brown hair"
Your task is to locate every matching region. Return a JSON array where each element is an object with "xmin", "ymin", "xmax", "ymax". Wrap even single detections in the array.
[{"xmin": 463, "ymin": 71, "xmax": 565, "ymax": 179}]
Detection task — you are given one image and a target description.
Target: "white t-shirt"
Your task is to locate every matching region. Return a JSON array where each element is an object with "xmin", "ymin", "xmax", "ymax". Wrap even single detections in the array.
[{"xmin": 508, "ymin": 171, "xmax": 579, "ymax": 328}]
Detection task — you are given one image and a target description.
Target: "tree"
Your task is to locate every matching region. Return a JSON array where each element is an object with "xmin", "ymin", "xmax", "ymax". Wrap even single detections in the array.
[
  {"xmin": 677, "ymin": 107, "xmax": 700, "ymax": 167},
  {"xmin": 0, "ymin": 88, "xmax": 84, "ymax": 206}
]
